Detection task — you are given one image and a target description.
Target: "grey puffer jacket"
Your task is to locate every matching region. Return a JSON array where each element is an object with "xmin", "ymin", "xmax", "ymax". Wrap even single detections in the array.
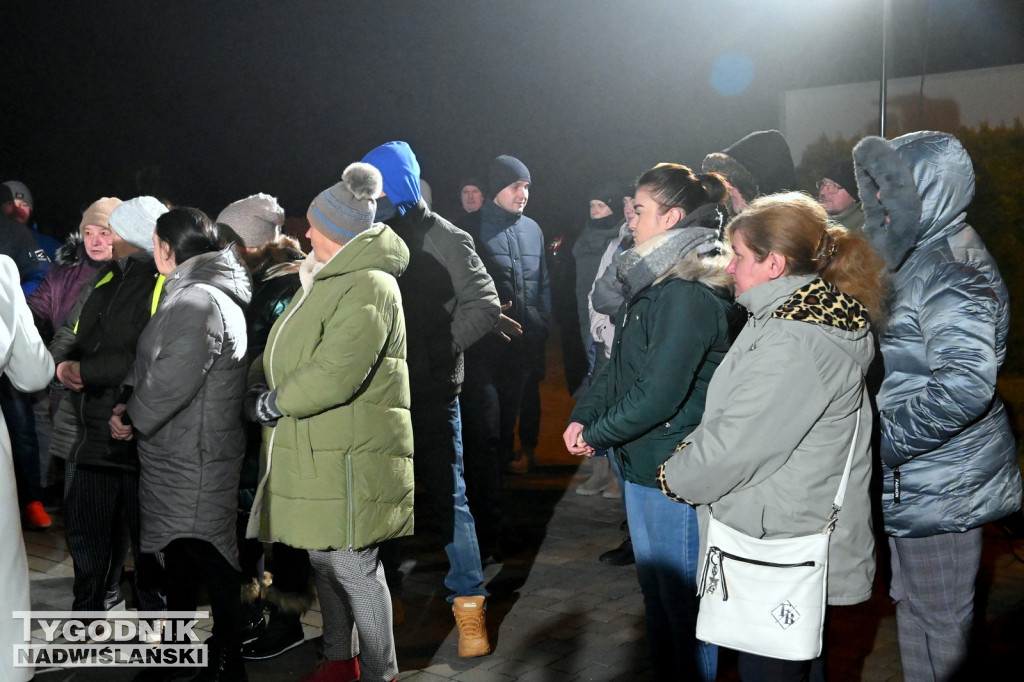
[
  {"xmin": 853, "ymin": 131, "xmax": 1022, "ymax": 537},
  {"xmin": 660, "ymin": 275, "xmax": 876, "ymax": 605},
  {"xmin": 127, "ymin": 247, "xmax": 252, "ymax": 568}
]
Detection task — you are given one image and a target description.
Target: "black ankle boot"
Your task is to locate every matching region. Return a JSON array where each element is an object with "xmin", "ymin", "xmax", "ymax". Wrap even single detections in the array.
[
  {"xmin": 599, "ymin": 536, "xmax": 635, "ymax": 566},
  {"xmin": 191, "ymin": 640, "xmax": 247, "ymax": 682},
  {"xmin": 241, "ymin": 606, "xmax": 304, "ymax": 660}
]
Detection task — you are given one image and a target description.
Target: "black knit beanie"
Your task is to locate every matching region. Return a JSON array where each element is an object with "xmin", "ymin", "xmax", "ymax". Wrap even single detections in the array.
[
  {"xmin": 588, "ymin": 179, "xmax": 628, "ymax": 218},
  {"xmin": 822, "ymin": 157, "xmax": 859, "ymax": 201},
  {"xmin": 488, "ymin": 155, "xmax": 531, "ymax": 196}
]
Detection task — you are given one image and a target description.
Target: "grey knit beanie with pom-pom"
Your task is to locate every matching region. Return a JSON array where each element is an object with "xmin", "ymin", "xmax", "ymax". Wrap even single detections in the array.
[{"xmin": 307, "ymin": 163, "xmax": 382, "ymax": 245}]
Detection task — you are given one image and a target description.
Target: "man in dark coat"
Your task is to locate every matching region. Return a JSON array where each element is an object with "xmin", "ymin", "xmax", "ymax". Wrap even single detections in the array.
[
  {"xmin": 362, "ymin": 141, "xmax": 503, "ymax": 657},
  {"xmin": 460, "ymin": 154, "xmax": 551, "ymax": 559}
]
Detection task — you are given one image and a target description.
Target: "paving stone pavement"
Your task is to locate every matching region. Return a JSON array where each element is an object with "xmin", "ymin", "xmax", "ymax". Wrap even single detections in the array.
[
  {"xmin": 22, "ymin": 464, "xmax": 1024, "ymax": 680},
  {"xmin": 20, "ymin": 335, "xmax": 1024, "ymax": 679}
]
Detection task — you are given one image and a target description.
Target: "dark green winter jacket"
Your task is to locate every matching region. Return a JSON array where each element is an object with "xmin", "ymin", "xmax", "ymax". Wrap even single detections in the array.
[{"xmin": 570, "ymin": 224, "xmax": 739, "ymax": 488}]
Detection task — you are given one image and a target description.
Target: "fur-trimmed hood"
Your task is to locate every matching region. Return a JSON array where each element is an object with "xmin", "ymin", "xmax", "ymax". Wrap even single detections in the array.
[
  {"xmin": 55, "ymin": 233, "xmax": 86, "ymax": 266},
  {"xmin": 243, "ymin": 235, "xmax": 303, "ymax": 282},
  {"xmin": 853, "ymin": 131, "xmax": 975, "ymax": 271}
]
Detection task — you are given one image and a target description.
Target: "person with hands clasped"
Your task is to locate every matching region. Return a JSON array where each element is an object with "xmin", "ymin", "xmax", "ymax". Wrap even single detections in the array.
[
  {"xmin": 110, "ymin": 207, "xmax": 252, "ymax": 682},
  {"xmin": 563, "ymin": 164, "xmax": 740, "ymax": 681},
  {"xmin": 48, "ymin": 196, "xmax": 168, "ymax": 618}
]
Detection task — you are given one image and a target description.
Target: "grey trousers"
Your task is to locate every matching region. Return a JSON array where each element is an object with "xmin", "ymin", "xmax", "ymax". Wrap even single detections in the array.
[
  {"xmin": 309, "ymin": 546, "xmax": 397, "ymax": 681},
  {"xmin": 889, "ymin": 527, "xmax": 983, "ymax": 682}
]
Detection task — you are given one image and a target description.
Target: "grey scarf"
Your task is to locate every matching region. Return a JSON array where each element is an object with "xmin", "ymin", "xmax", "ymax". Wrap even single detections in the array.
[{"xmin": 617, "ymin": 223, "xmax": 723, "ymax": 301}]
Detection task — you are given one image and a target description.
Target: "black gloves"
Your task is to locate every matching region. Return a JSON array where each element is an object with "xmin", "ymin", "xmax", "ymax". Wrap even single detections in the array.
[{"xmin": 244, "ymin": 384, "xmax": 283, "ymax": 426}]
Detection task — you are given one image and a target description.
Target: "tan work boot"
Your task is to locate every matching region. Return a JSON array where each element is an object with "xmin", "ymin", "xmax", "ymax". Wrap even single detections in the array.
[{"xmin": 452, "ymin": 596, "xmax": 491, "ymax": 657}]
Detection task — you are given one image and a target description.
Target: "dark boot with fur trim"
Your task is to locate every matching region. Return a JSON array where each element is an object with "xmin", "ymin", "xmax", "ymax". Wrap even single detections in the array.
[
  {"xmin": 238, "ymin": 572, "xmax": 271, "ymax": 644},
  {"xmin": 241, "ymin": 584, "xmax": 311, "ymax": 660}
]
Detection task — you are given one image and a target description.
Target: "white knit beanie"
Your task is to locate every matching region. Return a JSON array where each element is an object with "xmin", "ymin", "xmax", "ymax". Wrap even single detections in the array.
[{"xmin": 109, "ymin": 196, "xmax": 169, "ymax": 253}]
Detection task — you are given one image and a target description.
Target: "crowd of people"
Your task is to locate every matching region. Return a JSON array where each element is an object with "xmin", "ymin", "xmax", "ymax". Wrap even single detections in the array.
[{"xmin": 0, "ymin": 126, "xmax": 1020, "ymax": 682}]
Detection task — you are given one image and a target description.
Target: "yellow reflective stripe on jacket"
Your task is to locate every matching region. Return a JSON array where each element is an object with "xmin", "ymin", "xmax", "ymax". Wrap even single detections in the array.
[
  {"xmin": 152, "ymin": 275, "xmax": 165, "ymax": 315},
  {"xmin": 72, "ymin": 272, "xmax": 166, "ymax": 334}
]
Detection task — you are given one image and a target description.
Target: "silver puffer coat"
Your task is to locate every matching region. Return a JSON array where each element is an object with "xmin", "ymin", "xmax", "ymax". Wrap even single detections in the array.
[{"xmin": 853, "ymin": 131, "xmax": 1022, "ymax": 537}]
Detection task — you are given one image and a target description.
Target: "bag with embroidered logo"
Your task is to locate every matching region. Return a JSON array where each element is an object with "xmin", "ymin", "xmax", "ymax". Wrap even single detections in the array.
[{"xmin": 694, "ymin": 407, "xmax": 861, "ymax": 661}]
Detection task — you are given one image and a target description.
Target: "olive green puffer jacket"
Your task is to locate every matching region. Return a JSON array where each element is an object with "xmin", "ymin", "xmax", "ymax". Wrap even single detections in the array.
[{"xmin": 249, "ymin": 224, "xmax": 414, "ymax": 551}]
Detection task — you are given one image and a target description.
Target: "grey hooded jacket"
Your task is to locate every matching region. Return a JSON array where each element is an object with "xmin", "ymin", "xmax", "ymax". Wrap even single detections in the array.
[
  {"xmin": 660, "ymin": 274, "xmax": 876, "ymax": 605},
  {"xmin": 853, "ymin": 131, "xmax": 1022, "ymax": 537},
  {"xmin": 127, "ymin": 247, "xmax": 252, "ymax": 568}
]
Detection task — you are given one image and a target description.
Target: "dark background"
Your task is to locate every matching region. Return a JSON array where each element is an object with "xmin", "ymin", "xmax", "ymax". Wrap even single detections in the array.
[{"xmin": 2, "ymin": 0, "xmax": 1023, "ymax": 238}]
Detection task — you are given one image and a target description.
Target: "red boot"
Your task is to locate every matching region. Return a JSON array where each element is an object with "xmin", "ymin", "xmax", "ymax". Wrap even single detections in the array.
[{"xmin": 298, "ymin": 656, "xmax": 360, "ymax": 682}]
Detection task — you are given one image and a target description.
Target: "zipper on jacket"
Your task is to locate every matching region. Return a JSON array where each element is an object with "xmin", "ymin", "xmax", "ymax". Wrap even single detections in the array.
[
  {"xmin": 893, "ymin": 468, "xmax": 901, "ymax": 505},
  {"xmin": 700, "ymin": 546, "xmax": 816, "ymax": 601},
  {"xmin": 346, "ymin": 452, "xmax": 355, "ymax": 550}
]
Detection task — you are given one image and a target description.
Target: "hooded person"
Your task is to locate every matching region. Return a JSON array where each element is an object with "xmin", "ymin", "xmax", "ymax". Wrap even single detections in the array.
[
  {"xmin": 361, "ymin": 140, "xmax": 500, "ymax": 657},
  {"xmin": 48, "ymin": 195, "xmax": 168, "ymax": 617},
  {"xmin": 853, "ymin": 131, "xmax": 1022, "ymax": 680},
  {"xmin": 245, "ymin": 162, "xmax": 413, "ymax": 682},
  {"xmin": 702, "ymin": 130, "xmax": 796, "ymax": 213},
  {"xmin": 460, "ymin": 154, "xmax": 550, "ymax": 556}
]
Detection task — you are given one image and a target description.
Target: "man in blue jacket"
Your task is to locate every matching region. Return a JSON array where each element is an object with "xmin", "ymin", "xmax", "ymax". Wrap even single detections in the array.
[{"xmin": 460, "ymin": 155, "xmax": 551, "ymax": 561}]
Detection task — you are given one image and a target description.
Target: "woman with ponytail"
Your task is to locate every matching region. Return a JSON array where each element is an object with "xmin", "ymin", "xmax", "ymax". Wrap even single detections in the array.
[
  {"xmin": 564, "ymin": 164, "xmax": 742, "ymax": 680},
  {"xmin": 110, "ymin": 207, "xmax": 253, "ymax": 680},
  {"xmin": 659, "ymin": 192, "xmax": 885, "ymax": 679}
]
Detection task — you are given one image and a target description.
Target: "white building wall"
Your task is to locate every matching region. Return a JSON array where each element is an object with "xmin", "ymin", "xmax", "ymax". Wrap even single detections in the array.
[{"xmin": 782, "ymin": 64, "xmax": 1024, "ymax": 164}]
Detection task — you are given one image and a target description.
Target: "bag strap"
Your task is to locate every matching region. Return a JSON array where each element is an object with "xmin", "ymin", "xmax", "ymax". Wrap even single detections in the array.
[{"xmin": 825, "ymin": 384, "xmax": 864, "ymax": 533}]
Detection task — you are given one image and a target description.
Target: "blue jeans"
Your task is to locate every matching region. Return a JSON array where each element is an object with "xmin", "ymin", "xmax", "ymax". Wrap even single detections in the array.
[
  {"xmin": 384, "ymin": 397, "xmax": 486, "ymax": 602},
  {"xmin": 624, "ymin": 480, "xmax": 717, "ymax": 681}
]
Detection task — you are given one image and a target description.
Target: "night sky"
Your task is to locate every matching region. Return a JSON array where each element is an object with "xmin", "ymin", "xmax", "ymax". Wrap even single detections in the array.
[{"xmin": 3, "ymin": 0, "xmax": 1023, "ymax": 237}]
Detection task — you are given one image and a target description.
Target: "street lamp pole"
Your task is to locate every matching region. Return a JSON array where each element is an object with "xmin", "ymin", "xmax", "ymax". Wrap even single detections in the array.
[{"xmin": 880, "ymin": 0, "xmax": 891, "ymax": 136}]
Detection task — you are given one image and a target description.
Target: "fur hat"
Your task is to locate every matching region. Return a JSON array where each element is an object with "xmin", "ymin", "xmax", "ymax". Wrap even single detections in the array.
[
  {"xmin": 79, "ymin": 197, "xmax": 123, "ymax": 232},
  {"xmin": 1, "ymin": 181, "xmax": 33, "ymax": 210},
  {"xmin": 702, "ymin": 130, "xmax": 795, "ymax": 201},
  {"xmin": 216, "ymin": 193, "xmax": 285, "ymax": 247},
  {"xmin": 488, "ymin": 155, "xmax": 531, "ymax": 196},
  {"xmin": 109, "ymin": 196, "xmax": 168, "ymax": 253},
  {"xmin": 307, "ymin": 163, "xmax": 381, "ymax": 245},
  {"xmin": 822, "ymin": 157, "xmax": 859, "ymax": 201}
]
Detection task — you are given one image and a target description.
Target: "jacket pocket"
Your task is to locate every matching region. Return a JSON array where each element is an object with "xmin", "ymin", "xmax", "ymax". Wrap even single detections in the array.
[{"xmin": 296, "ymin": 420, "xmax": 317, "ymax": 480}]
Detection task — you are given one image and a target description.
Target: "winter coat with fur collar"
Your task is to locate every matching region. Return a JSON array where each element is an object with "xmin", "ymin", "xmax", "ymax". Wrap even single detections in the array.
[
  {"xmin": 659, "ymin": 275, "xmax": 877, "ymax": 605},
  {"xmin": 852, "ymin": 131, "xmax": 1021, "ymax": 537},
  {"xmin": 570, "ymin": 217, "xmax": 740, "ymax": 488}
]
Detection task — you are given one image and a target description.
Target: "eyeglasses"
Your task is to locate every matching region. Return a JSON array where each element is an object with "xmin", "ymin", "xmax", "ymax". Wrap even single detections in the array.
[{"xmin": 816, "ymin": 179, "xmax": 842, "ymax": 193}]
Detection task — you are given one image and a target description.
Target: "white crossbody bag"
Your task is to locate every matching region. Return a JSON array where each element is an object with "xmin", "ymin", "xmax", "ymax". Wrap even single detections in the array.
[{"xmin": 694, "ymin": 405, "xmax": 862, "ymax": 661}]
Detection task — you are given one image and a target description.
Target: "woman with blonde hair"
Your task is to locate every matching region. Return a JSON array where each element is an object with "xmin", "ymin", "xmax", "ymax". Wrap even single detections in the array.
[{"xmin": 659, "ymin": 192, "xmax": 885, "ymax": 679}]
